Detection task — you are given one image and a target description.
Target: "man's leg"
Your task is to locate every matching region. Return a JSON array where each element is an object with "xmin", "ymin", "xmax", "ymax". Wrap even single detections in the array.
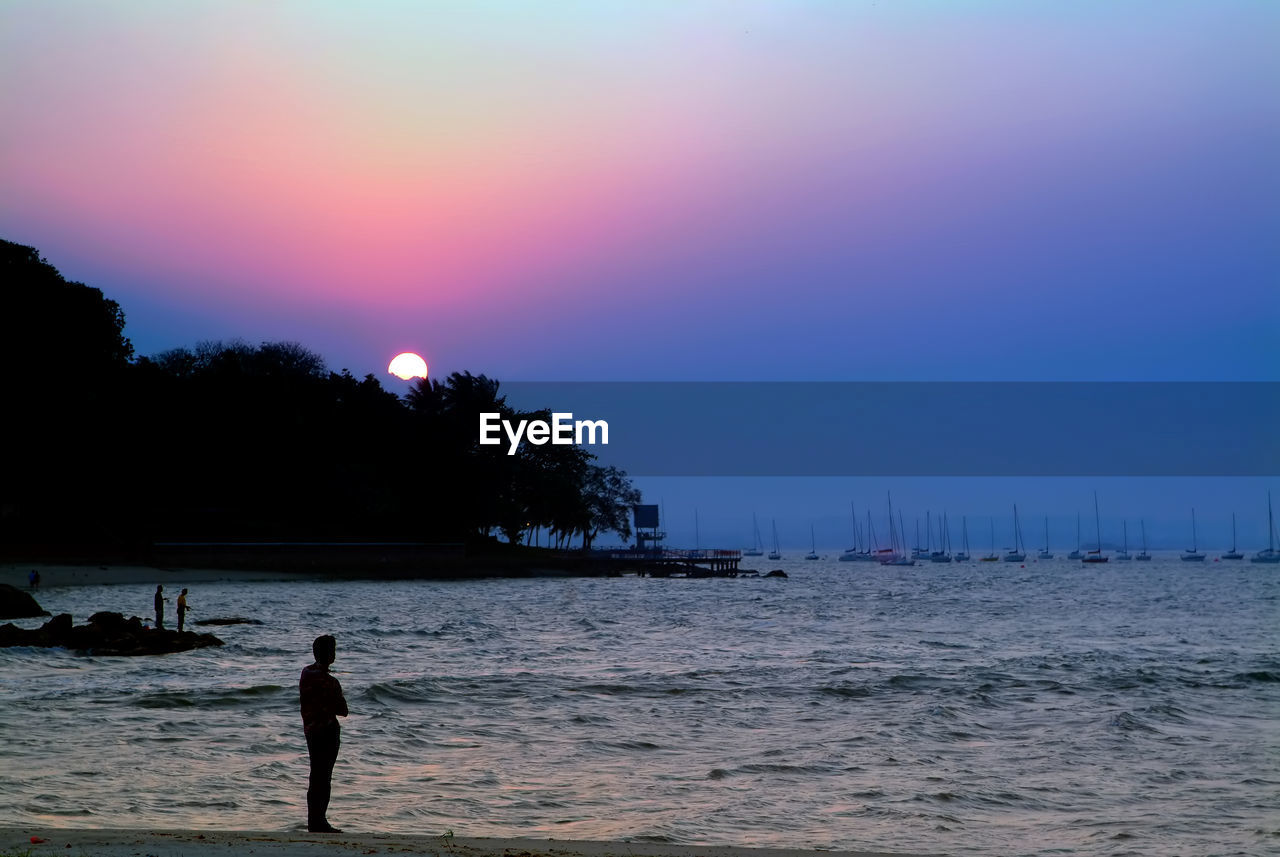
[{"xmin": 306, "ymin": 726, "xmax": 341, "ymax": 831}]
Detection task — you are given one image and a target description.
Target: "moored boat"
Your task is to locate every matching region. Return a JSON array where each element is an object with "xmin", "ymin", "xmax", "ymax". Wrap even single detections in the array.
[
  {"xmin": 1221, "ymin": 513, "xmax": 1243, "ymax": 560},
  {"xmin": 1251, "ymin": 493, "xmax": 1280, "ymax": 564},
  {"xmin": 1134, "ymin": 520, "xmax": 1152, "ymax": 561},
  {"xmin": 1181, "ymin": 508, "xmax": 1205, "ymax": 562},
  {"xmin": 1082, "ymin": 492, "xmax": 1109, "ymax": 563}
]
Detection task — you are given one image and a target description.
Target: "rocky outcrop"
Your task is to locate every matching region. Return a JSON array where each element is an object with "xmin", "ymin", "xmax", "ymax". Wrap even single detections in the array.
[
  {"xmin": 0, "ymin": 611, "xmax": 224, "ymax": 656},
  {"xmin": 0, "ymin": 583, "xmax": 49, "ymax": 619},
  {"xmin": 195, "ymin": 617, "xmax": 264, "ymax": 626}
]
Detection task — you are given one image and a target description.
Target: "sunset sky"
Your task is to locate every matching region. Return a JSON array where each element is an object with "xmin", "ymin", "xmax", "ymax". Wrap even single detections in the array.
[{"xmin": 3, "ymin": 2, "xmax": 1276, "ymax": 543}]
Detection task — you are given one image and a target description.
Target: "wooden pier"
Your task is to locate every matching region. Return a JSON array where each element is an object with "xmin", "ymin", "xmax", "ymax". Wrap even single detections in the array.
[{"xmin": 595, "ymin": 548, "xmax": 746, "ymax": 577}]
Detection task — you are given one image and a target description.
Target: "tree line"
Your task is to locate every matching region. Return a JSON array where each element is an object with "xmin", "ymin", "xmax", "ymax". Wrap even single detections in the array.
[{"xmin": 0, "ymin": 238, "xmax": 639, "ymax": 552}]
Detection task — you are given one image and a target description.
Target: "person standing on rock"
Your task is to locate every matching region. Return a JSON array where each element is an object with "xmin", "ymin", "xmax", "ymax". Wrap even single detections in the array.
[
  {"xmin": 176, "ymin": 588, "xmax": 189, "ymax": 632},
  {"xmin": 299, "ymin": 634, "xmax": 348, "ymax": 833},
  {"xmin": 154, "ymin": 584, "xmax": 165, "ymax": 630}
]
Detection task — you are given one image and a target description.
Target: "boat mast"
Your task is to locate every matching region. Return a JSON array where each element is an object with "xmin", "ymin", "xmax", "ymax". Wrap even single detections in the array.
[
  {"xmin": 1094, "ymin": 492, "xmax": 1103, "ymax": 552},
  {"xmin": 1271, "ymin": 492, "xmax": 1277, "ymax": 552}
]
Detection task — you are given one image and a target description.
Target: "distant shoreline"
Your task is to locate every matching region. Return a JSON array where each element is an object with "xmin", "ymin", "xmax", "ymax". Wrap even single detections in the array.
[
  {"xmin": 0, "ymin": 828, "xmax": 930, "ymax": 857},
  {"xmin": 1, "ymin": 540, "xmax": 773, "ymax": 585},
  {"xmin": 0, "ymin": 562, "xmax": 311, "ymax": 589},
  {"xmin": 0, "ymin": 542, "xmax": 629, "ymax": 586}
]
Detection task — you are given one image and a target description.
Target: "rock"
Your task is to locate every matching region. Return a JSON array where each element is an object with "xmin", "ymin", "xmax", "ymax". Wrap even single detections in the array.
[
  {"xmin": 195, "ymin": 617, "xmax": 264, "ymax": 626},
  {"xmin": 0, "ymin": 583, "xmax": 49, "ymax": 619},
  {"xmin": 0, "ymin": 611, "xmax": 223, "ymax": 656},
  {"xmin": 43, "ymin": 612, "xmax": 74, "ymax": 638},
  {"xmin": 765, "ymin": 569, "xmax": 789, "ymax": 578}
]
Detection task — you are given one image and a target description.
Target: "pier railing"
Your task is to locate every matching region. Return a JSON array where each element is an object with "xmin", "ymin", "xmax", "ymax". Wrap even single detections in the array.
[{"xmin": 598, "ymin": 548, "xmax": 743, "ymax": 561}]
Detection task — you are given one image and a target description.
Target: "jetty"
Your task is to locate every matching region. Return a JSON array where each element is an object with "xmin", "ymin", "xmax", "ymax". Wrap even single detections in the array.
[
  {"xmin": 596, "ymin": 547, "xmax": 745, "ymax": 577},
  {"xmin": 609, "ymin": 503, "xmax": 747, "ymax": 576}
]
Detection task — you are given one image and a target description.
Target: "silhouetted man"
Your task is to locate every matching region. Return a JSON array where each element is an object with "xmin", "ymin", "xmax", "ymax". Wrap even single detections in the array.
[
  {"xmin": 300, "ymin": 634, "xmax": 348, "ymax": 833},
  {"xmin": 177, "ymin": 588, "xmax": 189, "ymax": 632},
  {"xmin": 154, "ymin": 584, "xmax": 165, "ymax": 630}
]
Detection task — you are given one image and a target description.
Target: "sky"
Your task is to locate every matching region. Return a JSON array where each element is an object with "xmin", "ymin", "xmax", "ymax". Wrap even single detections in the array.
[{"xmin": 3, "ymin": 1, "xmax": 1276, "ymax": 543}]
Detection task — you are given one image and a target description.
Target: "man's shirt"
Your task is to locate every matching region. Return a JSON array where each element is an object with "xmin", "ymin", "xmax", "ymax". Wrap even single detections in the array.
[{"xmin": 299, "ymin": 663, "xmax": 348, "ymax": 737}]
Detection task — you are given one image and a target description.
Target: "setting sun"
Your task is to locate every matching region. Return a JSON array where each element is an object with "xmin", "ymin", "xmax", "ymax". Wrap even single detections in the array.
[{"xmin": 387, "ymin": 352, "xmax": 428, "ymax": 380}]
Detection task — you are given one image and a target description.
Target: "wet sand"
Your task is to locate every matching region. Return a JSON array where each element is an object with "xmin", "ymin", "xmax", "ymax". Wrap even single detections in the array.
[{"xmin": 0, "ymin": 829, "xmax": 933, "ymax": 857}]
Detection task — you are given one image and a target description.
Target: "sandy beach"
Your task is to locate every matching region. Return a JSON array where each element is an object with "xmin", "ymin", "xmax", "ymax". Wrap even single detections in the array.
[
  {"xmin": 0, "ymin": 563, "xmax": 309, "ymax": 591},
  {"xmin": 0, "ymin": 829, "xmax": 929, "ymax": 857}
]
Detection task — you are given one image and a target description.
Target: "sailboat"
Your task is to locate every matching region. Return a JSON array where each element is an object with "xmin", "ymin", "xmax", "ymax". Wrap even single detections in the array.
[
  {"xmin": 857, "ymin": 510, "xmax": 882, "ymax": 561},
  {"xmin": 980, "ymin": 517, "xmax": 999, "ymax": 561},
  {"xmin": 805, "ymin": 524, "xmax": 820, "ymax": 560},
  {"xmin": 911, "ymin": 514, "xmax": 929, "ymax": 560},
  {"xmin": 930, "ymin": 512, "xmax": 952, "ymax": 562},
  {"xmin": 1082, "ymin": 492, "xmax": 1108, "ymax": 563},
  {"xmin": 879, "ymin": 493, "xmax": 915, "ymax": 565},
  {"xmin": 954, "ymin": 516, "xmax": 971, "ymax": 562},
  {"xmin": 839, "ymin": 503, "xmax": 861, "ymax": 562},
  {"xmin": 768, "ymin": 519, "xmax": 782, "ymax": 561},
  {"xmin": 1252, "ymin": 492, "xmax": 1280, "ymax": 563},
  {"xmin": 1134, "ymin": 519, "xmax": 1152, "ymax": 561},
  {"xmin": 1181, "ymin": 508, "xmax": 1205, "ymax": 561},
  {"xmin": 1003, "ymin": 505, "xmax": 1026, "ymax": 562},
  {"xmin": 1221, "ymin": 513, "xmax": 1243, "ymax": 560},
  {"xmin": 743, "ymin": 513, "xmax": 764, "ymax": 557},
  {"xmin": 1038, "ymin": 515, "xmax": 1053, "ymax": 560},
  {"xmin": 1067, "ymin": 513, "xmax": 1085, "ymax": 560},
  {"xmin": 1115, "ymin": 520, "xmax": 1132, "ymax": 561}
]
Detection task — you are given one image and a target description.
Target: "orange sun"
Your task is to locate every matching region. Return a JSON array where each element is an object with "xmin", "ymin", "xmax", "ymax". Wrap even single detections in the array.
[{"xmin": 388, "ymin": 352, "xmax": 428, "ymax": 380}]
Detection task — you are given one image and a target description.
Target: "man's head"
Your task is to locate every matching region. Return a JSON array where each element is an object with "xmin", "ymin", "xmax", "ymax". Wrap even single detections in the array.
[{"xmin": 313, "ymin": 634, "xmax": 337, "ymax": 666}]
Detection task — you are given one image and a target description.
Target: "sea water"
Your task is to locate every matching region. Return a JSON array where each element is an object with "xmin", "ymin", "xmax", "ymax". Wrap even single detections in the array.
[{"xmin": 0, "ymin": 559, "xmax": 1276, "ymax": 856}]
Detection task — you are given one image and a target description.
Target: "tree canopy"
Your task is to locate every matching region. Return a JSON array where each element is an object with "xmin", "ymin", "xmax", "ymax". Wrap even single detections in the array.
[{"xmin": 0, "ymin": 239, "xmax": 639, "ymax": 552}]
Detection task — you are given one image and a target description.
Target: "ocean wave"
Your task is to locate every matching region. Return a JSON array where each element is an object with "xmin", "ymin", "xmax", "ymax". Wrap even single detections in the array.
[
  {"xmin": 1108, "ymin": 711, "xmax": 1162, "ymax": 734},
  {"xmin": 1231, "ymin": 670, "xmax": 1280, "ymax": 683},
  {"xmin": 361, "ymin": 680, "xmax": 439, "ymax": 705},
  {"xmin": 134, "ymin": 685, "xmax": 284, "ymax": 709},
  {"xmin": 585, "ymin": 739, "xmax": 662, "ymax": 752},
  {"xmin": 886, "ymin": 673, "xmax": 952, "ymax": 690}
]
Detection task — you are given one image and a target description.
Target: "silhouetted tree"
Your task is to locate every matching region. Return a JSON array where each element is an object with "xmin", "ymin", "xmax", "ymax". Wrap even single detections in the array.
[
  {"xmin": 1, "ymin": 239, "xmax": 135, "ymax": 545},
  {"xmin": 1, "ymin": 237, "xmax": 641, "ymax": 554},
  {"xmin": 581, "ymin": 465, "xmax": 642, "ymax": 549}
]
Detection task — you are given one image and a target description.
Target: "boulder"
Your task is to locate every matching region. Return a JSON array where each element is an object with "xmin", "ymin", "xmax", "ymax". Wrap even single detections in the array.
[
  {"xmin": 0, "ymin": 611, "xmax": 223, "ymax": 656},
  {"xmin": 195, "ymin": 617, "xmax": 264, "ymax": 626},
  {"xmin": 765, "ymin": 569, "xmax": 789, "ymax": 578},
  {"xmin": 0, "ymin": 583, "xmax": 49, "ymax": 619}
]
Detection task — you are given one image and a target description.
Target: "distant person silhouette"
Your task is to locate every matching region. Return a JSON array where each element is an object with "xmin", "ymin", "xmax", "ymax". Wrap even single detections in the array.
[
  {"xmin": 28, "ymin": 569, "xmax": 39, "ymax": 589},
  {"xmin": 154, "ymin": 584, "xmax": 165, "ymax": 630},
  {"xmin": 300, "ymin": 634, "xmax": 348, "ymax": 833},
  {"xmin": 177, "ymin": 588, "xmax": 189, "ymax": 632}
]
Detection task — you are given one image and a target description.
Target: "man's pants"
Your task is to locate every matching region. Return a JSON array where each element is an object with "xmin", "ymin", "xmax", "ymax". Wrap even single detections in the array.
[{"xmin": 306, "ymin": 724, "xmax": 341, "ymax": 827}]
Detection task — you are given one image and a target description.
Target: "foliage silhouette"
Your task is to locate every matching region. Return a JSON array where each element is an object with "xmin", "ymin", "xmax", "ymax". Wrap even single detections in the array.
[{"xmin": 0, "ymin": 239, "xmax": 638, "ymax": 554}]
